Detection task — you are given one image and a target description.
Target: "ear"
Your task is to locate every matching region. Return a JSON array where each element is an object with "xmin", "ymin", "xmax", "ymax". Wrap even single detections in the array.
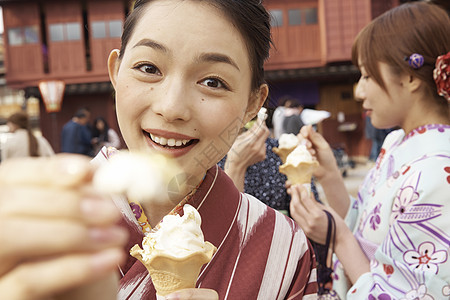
[
  {"xmin": 242, "ymin": 83, "xmax": 269, "ymax": 125},
  {"xmin": 108, "ymin": 49, "xmax": 121, "ymax": 89},
  {"xmin": 404, "ymin": 74, "xmax": 422, "ymax": 94}
]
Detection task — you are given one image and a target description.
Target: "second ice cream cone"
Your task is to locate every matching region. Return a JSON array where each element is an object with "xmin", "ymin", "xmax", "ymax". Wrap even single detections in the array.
[{"xmin": 279, "ymin": 160, "xmax": 319, "ymax": 185}]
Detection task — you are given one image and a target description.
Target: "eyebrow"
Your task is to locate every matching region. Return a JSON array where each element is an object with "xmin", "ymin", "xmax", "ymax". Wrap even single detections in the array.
[
  {"xmin": 197, "ymin": 53, "xmax": 240, "ymax": 71},
  {"xmin": 132, "ymin": 39, "xmax": 240, "ymax": 71},
  {"xmin": 132, "ymin": 38, "xmax": 168, "ymax": 52}
]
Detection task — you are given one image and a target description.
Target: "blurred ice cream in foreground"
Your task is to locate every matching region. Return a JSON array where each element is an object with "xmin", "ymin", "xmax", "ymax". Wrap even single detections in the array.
[
  {"xmin": 93, "ymin": 151, "xmax": 183, "ymax": 205},
  {"xmin": 130, "ymin": 204, "xmax": 216, "ymax": 297}
]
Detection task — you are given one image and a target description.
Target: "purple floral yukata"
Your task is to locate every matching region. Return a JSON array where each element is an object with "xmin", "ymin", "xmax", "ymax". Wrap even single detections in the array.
[{"xmin": 334, "ymin": 124, "xmax": 450, "ymax": 299}]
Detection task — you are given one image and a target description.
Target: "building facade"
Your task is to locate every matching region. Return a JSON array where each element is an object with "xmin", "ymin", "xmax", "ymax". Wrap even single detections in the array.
[{"xmin": 0, "ymin": 0, "xmax": 403, "ymax": 156}]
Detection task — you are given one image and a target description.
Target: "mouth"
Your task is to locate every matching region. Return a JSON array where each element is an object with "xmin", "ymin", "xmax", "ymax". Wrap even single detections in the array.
[
  {"xmin": 364, "ymin": 108, "xmax": 372, "ymax": 116},
  {"xmin": 144, "ymin": 131, "xmax": 198, "ymax": 150}
]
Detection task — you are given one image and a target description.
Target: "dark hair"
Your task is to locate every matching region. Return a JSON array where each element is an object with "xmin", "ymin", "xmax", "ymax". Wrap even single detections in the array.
[
  {"xmin": 74, "ymin": 107, "xmax": 90, "ymax": 119},
  {"xmin": 7, "ymin": 111, "xmax": 39, "ymax": 157},
  {"xmin": 119, "ymin": 0, "xmax": 272, "ymax": 91},
  {"xmin": 352, "ymin": 2, "xmax": 450, "ymax": 103},
  {"xmin": 277, "ymin": 95, "xmax": 297, "ymax": 107},
  {"xmin": 92, "ymin": 117, "xmax": 110, "ymax": 142}
]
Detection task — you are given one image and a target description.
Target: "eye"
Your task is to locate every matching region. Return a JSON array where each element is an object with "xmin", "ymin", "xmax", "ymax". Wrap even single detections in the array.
[
  {"xmin": 135, "ymin": 63, "xmax": 161, "ymax": 75},
  {"xmin": 199, "ymin": 77, "xmax": 229, "ymax": 90},
  {"xmin": 361, "ymin": 74, "xmax": 370, "ymax": 80}
]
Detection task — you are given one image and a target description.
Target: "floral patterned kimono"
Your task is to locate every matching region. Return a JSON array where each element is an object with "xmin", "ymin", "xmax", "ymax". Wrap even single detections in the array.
[{"xmin": 334, "ymin": 124, "xmax": 450, "ymax": 299}]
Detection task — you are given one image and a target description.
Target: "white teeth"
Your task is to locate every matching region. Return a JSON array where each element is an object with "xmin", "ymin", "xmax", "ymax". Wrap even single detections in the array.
[
  {"xmin": 149, "ymin": 133, "xmax": 190, "ymax": 147},
  {"xmin": 167, "ymin": 139, "xmax": 176, "ymax": 147},
  {"xmin": 159, "ymin": 137, "xmax": 167, "ymax": 145}
]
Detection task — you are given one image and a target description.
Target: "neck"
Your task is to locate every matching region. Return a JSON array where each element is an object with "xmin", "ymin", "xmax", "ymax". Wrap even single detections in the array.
[
  {"xmin": 401, "ymin": 95, "xmax": 449, "ymax": 135},
  {"xmin": 143, "ymin": 200, "xmax": 176, "ymax": 228},
  {"xmin": 141, "ymin": 171, "xmax": 206, "ymax": 227}
]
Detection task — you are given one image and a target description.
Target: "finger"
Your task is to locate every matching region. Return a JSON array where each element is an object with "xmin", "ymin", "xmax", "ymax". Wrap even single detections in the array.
[
  {"xmin": 0, "ymin": 186, "xmax": 122, "ymax": 226},
  {"xmin": 297, "ymin": 184, "xmax": 324, "ymax": 212},
  {"xmin": 0, "ymin": 249, "xmax": 124, "ymax": 300},
  {"xmin": 0, "ymin": 154, "xmax": 94, "ymax": 188},
  {"xmin": 55, "ymin": 272, "xmax": 119, "ymax": 300},
  {"xmin": 290, "ymin": 186, "xmax": 309, "ymax": 228},
  {"xmin": 293, "ymin": 185, "xmax": 310, "ymax": 210},
  {"xmin": 298, "ymin": 124, "xmax": 312, "ymax": 139},
  {"xmin": 165, "ymin": 288, "xmax": 219, "ymax": 300},
  {"xmin": 1, "ymin": 217, "xmax": 127, "ymax": 254},
  {"xmin": 285, "ymin": 180, "xmax": 292, "ymax": 190},
  {"xmin": 307, "ymin": 127, "xmax": 330, "ymax": 150}
]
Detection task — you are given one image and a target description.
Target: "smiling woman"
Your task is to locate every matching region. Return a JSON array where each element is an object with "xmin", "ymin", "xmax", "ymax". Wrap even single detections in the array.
[
  {"xmin": 0, "ymin": 0, "xmax": 318, "ymax": 299},
  {"xmin": 104, "ymin": 1, "xmax": 317, "ymax": 298}
]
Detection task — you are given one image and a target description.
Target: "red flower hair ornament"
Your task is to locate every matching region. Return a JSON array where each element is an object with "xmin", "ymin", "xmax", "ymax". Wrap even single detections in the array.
[{"xmin": 433, "ymin": 51, "xmax": 450, "ymax": 102}]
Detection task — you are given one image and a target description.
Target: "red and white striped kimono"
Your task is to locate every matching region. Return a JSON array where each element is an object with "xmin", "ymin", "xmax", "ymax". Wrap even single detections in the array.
[{"xmin": 93, "ymin": 149, "xmax": 318, "ymax": 299}]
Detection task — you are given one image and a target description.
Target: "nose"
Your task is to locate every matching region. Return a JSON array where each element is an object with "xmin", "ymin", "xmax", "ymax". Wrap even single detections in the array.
[
  {"xmin": 353, "ymin": 80, "xmax": 366, "ymax": 102},
  {"xmin": 152, "ymin": 78, "xmax": 191, "ymax": 122}
]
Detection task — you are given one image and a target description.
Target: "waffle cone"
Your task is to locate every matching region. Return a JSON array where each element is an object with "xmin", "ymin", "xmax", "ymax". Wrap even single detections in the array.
[
  {"xmin": 272, "ymin": 146, "xmax": 296, "ymax": 164},
  {"xmin": 130, "ymin": 242, "xmax": 216, "ymax": 297},
  {"xmin": 279, "ymin": 160, "xmax": 319, "ymax": 185}
]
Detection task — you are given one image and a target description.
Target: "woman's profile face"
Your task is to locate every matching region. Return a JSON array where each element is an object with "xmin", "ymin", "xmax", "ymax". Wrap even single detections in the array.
[
  {"xmin": 109, "ymin": 0, "xmax": 263, "ymax": 182},
  {"xmin": 355, "ymin": 60, "xmax": 410, "ymax": 130}
]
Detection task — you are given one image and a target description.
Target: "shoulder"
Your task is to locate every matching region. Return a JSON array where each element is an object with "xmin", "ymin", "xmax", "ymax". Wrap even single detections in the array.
[
  {"xmin": 242, "ymin": 193, "xmax": 304, "ymax": 236},
  {"xmin": 381, "ymin": 128, "xmax": 404, "ymax": 149}
]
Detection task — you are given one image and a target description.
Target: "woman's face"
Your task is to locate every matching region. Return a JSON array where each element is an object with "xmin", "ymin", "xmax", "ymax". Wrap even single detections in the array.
[
  {"xmin": 355, "ymin": 61, "xmax": 410, "ymax": 130},
  {"xmin": 109, "ymin": 0, "xmax": 266, "ymax": 182}
]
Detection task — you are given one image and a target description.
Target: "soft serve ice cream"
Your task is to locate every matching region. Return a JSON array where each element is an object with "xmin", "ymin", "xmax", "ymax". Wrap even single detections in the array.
[
  {"xmin": 273, "ymin": 133, "xmax": 300, "ymax": 163},
  {"xmin": 132, "ymin": 204, "xmax": 214, "ymax": 260},
  {"xmin": 279, "ymin": 133, "xmax": 301, "ymax": 149},
  {"xmin": 285, "ymin": 144, "xmax": 314, "ymax": 165},
  {"xmin": 130, "ymin": 204, "xmax": 216, "ymax": 297},
  {"xmin": 279, "ymin": 144, "xmax": 319, "ymax": 188}
]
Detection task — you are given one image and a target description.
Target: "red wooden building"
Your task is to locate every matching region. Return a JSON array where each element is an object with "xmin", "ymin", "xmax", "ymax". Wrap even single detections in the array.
[{"xmin": 1, "ymin": 0, "xmax": 404, "ymax": 156}]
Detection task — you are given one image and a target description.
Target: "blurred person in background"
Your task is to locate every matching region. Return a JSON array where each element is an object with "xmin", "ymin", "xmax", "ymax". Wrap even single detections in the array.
[
  {"xmin": 1, "ymin": 111, "xmax": 54, "ymax": 162},
  {"xmin": 272, "ymin": 95, "xmax": 290, "ymax": 139},
  {"xmin": 365, "ymin": 115, "xmax": 392, "ymax": 162},
  {"xmin": 61, "ymin": 107, "xmax": 93, "ymax": 156},
  {"xmin": 283, "ymin": 100, "xmax": 305, "ymax": 135},
  {"xmin": 91, "ymin": 117, "xmax": 121, "ymax": 154}
]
